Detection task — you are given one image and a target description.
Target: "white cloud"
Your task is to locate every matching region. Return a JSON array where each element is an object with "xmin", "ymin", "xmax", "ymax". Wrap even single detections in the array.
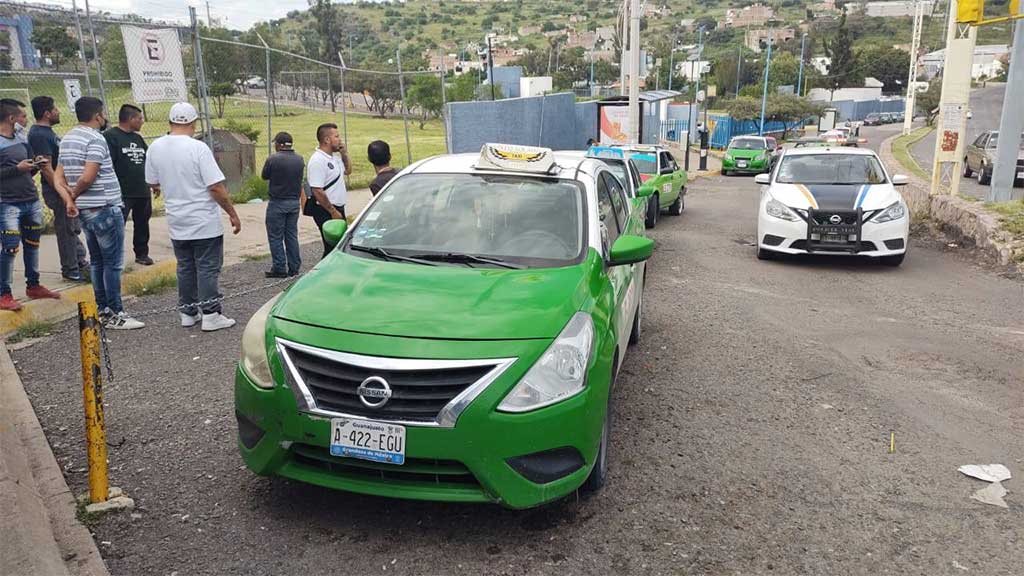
[{"xmin": 85, "ymin": 0, "xmax": 311, "ymax": 29}]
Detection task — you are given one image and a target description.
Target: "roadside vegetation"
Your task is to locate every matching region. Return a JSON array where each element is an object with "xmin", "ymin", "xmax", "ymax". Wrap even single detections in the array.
[
  {"xmin": 123, "ymin": 269, "xmax": 177, "ymax": 297},
  {"xmin": 985, "ymin": 200, "xmax": 1024, "ymax": 237},
  {"xmin": 891, "ymin": 126, "xmax": 934, "ymax": 181},
  {"xmin": 6, "ymin": 319, "xmax": 57, "ymax": 344}
]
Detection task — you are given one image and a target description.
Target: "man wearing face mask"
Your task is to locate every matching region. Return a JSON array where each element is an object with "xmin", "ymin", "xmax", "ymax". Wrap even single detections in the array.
[
  {"xmin": 28, "ymin": 95, "xmax": 89, "ymax": 282},
  {"xmin": 57, "ymin": 97, "xmax": 144, "ymax": 330},
  {"xmin": 0, "ymin": 98, "xmax": 65, "ymax": 311}
]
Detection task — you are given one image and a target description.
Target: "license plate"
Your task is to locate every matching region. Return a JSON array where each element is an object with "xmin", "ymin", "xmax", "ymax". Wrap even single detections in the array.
[
  {"xmin": 330, "ymin": 418, "xmax": 406, "ymax": 465},
  {"xmin": 737, "ymin": 161, "xmax": 748, "ymax": 168},
  {"xmin": 823, "ymin": 234, "xmax": 846, "ymax": 243},
  {"xmin": 1017, "ymin": 171, "xmax": 1024, "ymax": 179}
]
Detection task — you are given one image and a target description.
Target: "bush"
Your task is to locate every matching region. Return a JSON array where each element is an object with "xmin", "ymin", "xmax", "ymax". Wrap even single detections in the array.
[
  {"xmin": 222, "ymin": 118, "xmax": 261, "ymax": 143},
  {"xmin": 230, "ymin": 172, "xmax": 269, "ymax": 204}
]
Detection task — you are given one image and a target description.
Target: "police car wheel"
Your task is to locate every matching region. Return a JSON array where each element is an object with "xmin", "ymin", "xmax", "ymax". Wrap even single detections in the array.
[{"xmin": 757, "ymin": 247, "xmax": 776, "ymax": 261}]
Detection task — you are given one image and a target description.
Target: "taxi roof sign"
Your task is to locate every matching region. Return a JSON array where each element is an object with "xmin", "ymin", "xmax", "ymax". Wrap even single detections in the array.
[
  {"xmin": 476, "ymin": 143, "xmax": 557, "ymax": 173},
  {"xmin": 586, "ymin": 146, "xmax": 625, "ymax": 160}
]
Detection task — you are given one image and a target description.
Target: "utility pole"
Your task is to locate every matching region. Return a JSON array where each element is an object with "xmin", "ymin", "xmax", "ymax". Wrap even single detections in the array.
[
  {"xmin": 903, "ymin": 0, "xmax": 925, "ymax": 135},
  {"xmin": 988, "ymin": 0, "xmax": 1024, "ymax": 201},
  {"xmin": 70, "ymin": 0, "xmax": 92, "ymax": 94},
  {"xmin": 667, "ymin": 33, "xmax": 677, "ymax": 91},
  {"xmin": 797, "ymin": 33, "xmax": 807, "ymax": 98},
  {"xmin": 396, "ymin": 47, "xmax": 412, "ymax": 164},
  {"xmin": 930, "ymin": 0, "xmax": 977, "ymax": 196},
  {"xmin": 83, "ymin": 0, "xmax": 106, "ymax": 108},
  {"xmin": 689, "ymin": 26, "xmax": 704, "ymax": 149},
  {"xmin": 628, "ymin": 0, "xmax": 641, "ymax": 144},
  {"xmin": 487, "ymin": 36, "xmax": 496, "ymax": 101},
  {"xmin": 759, "ymin": 36, "xmax": 773, "ymax": 136},
  {"xmin": 620, "ymin": 0, "xmax": 629, "ymax": 96},
  {"xmin": 206, "ymin": 0, "xmax": 213, "ymax": 26},
  {"xmin": 735, "ymin": 47, "xmax": 742, "ymax": 97}
]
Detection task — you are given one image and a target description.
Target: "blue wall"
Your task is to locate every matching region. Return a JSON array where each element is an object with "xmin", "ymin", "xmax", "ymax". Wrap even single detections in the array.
[{"xmin": 0, "ymin": 16, "xmax": 38, "ymax": 69}]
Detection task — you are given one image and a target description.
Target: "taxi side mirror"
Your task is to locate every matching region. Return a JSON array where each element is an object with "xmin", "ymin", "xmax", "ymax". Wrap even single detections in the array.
[
  {"xmin": 637, "ymin": 184, "xmax": 655, "ymax": 198},
  {"xmin": 891, "ymin": 174, "xmax": 909, "ymax": 186},
  {"xmin": 608, "ymin": 235, "xmax": 654, "ymax": 267},
  {"xmin": 323, "ymin": 219, "xmax": 349, "ymax": 247},
  {"xmin": 754, "ymin": 174, "xmax": 771, "ymax": 185}
]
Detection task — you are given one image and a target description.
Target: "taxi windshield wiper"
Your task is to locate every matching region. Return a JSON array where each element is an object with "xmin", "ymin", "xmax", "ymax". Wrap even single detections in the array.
[
  {"xmin": 407, "ymin": 252, "xmax": 525, "ymax": 269},
  {"xmin": 348, "ymin": 244, "xmax": 437, "ymax": 266}
]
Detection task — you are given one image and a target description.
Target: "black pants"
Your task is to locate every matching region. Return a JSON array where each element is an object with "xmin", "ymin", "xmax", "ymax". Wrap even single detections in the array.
[
  {"xmin": 310, "ymin": 203, "xmax": 346, "ymax": 259},
  {"xmin": 122, "ymin": 197, "xmax": 152, "ymax": 259}
]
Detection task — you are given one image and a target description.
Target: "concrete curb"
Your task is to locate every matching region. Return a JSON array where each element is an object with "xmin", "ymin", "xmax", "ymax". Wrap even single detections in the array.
[
  {"xmin": 0, "ymin": 259, "xmax": 178, "ymax": 337},
  {"xmin": 0, "ymin": 346, "xmax": 110, "ymax": 576},
  {"xmin": 881, "ymin": 132, "xmax": 1024, "ymax": 271}
]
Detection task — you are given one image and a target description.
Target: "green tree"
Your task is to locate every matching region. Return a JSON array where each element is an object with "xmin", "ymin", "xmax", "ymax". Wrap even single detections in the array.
[
  {"xmin": 406, "ymin": 75, "xmax": 443, "ymax": 129},
  {"xmin": 856, "ymin": 45, "xmax": 910, "ymax": 94},
  {"xmin": 209, "ymin": 82, "xmax": 237, "ymax": 118},
  {"xmin": 447, "ymin": 72, "xmax": 480, "ymax": 102},
  {"xmin": 915, "ymin": 78, "xmax": 942, "ymax": 125},
  {"xmin": 823, "ymin": 11, "xmax": 861, "ymax": 92},
  {"xmin": 99, "ymin": 26, "xmax": 127, "ymax": 79},
  {"xmin": 764, "ymin": 94, "xmax": 825, "ymax": 139},
  {"xmin": 0, "ymin": 30, "xmax": 11, "ymax": 71},
  {"xmin": 32, "ymin": 23, "xmax": 77, "ymax": 69}
]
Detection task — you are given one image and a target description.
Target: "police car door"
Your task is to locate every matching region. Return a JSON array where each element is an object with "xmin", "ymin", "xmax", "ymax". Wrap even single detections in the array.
[{"xmin": 598, "ymin": 171, "xmax": 638, "ymax": 365}]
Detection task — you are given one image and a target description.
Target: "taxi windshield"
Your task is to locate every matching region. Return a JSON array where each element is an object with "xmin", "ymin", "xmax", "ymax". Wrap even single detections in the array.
[
  {"xmin": 730, "ymin": 137, "xmax": 765, "ymax": 150},
  {"xmin": 776, "ymin": 154, "xmax": 888, "ymax": 185},
  {"xmin": 629, "ymin": 153, "xmax": 657, "ymax": 174},
  {"xmin": 346, "ymin": 173, "xmax": 585, "ymax": 268}
]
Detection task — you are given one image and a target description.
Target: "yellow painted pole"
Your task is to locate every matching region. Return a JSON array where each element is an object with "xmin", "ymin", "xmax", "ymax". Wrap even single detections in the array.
[{"xmin": 78, "ymin": 301, "xmax": 109, "ymax": 503}]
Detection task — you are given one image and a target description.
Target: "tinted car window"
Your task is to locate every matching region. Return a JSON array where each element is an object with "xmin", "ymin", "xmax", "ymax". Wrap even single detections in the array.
[
  {"xmin": 596, "ymin": 173, "xmax": 620, "ymax": 248},
  {"xmin": 603, "ymin": 172, "xmax": 629, "ymax": 233}
]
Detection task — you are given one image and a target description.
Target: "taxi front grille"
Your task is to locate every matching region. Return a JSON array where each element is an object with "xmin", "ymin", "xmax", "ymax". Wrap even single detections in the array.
[
  {"xmin": 290, "ymin": 443, "xmax": 480, "ymax": 487},
  {"xmin": 277, "ymin": 340, "xmax": 514, "ymax": 427}
]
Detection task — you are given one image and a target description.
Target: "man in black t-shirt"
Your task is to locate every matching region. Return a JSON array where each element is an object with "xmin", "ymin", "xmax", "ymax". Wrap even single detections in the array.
[
  {"xmin": 105, "ymin": 104, "xmax": 154, "ymax": 265},
  {"xmin": 28, "ymin": 96, "xmax": 88, "ymax": 282},
  {"xmin": 367, "ymin": 140, "xmax": 398, "ymax": 196},
  {"xmin": 261, "ymin": 132, "xmax": 305, "ymax": 277}
]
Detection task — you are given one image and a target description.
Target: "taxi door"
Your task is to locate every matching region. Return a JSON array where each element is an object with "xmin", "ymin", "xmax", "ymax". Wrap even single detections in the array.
[{"xmin": 598, "ymin": 171, "xmax": 639, "ymax": 366}]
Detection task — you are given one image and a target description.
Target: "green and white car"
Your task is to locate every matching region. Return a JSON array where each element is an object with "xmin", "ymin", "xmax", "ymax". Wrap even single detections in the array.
[
  {"xmin": 235, "ymin": 144, "xmax": 654, "ymax": 509},
  {"xmin": 616, "ymin": 145, "xmax": 687, "ymax": 228},
  {"xmin": 722, "ymin": 136, "xmax": 776, "ymax": 175}
]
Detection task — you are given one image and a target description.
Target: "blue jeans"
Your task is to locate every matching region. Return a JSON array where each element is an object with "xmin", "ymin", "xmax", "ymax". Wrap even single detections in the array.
[
  {"xmin": 79, "ymin": 206, "xmax": 126, "ymax": 313},
  {"xmin": 172, "ymin": 235, "xmax": 224, "ymax": 315},
  {"xmin": 0, "ymin": 200, "xmax": 43, "ymax": 296},
  {"xmin": 265, "ymin": 199, "xmax": 301, "ymax": 274}
]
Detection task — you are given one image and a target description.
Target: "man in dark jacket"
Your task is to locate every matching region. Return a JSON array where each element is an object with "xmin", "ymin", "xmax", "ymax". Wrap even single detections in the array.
[{"xmin": 261, "ymin": 132, "xmax": 305, "ymax": 277}]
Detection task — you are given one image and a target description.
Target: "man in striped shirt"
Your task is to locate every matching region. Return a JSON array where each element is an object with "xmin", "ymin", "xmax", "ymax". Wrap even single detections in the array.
[{"xmin": 57, "ymin": 97, "xmax": 144, "ymax": 330}]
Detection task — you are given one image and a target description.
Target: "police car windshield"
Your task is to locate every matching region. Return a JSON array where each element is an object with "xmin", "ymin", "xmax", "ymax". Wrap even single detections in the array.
[
  {"xmin": 629, "ymin": 153, "xmax": 657, "ymax": 174},
  {"xmin": 730, "ymin": 138, "xmax": 765, "ymax": 150},
  {"xmin": 346, "ymin": 173, "xmax": 585, "ymax": 268},
  {"xmin": 776, "ymin": 154, "xmax": 887, "ymax": 185}
]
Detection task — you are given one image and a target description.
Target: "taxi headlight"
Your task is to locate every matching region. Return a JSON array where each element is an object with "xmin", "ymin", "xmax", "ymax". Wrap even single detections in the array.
[
  {"xmin": 766, "ymin": 198, "xmax": 799, "ymax": 222},
  {"xmin": 498, "ymin": 312, "xmax": 594, "ymax": 413},
  {"xmin": 874, "ymin": 201, "xmax": 906, "ymax": 223},
  {"xmin": 240, "ymin": 293, "xmax": 282, "ymax": 389},
  {"xmin": 724, "ymin": 153, "xmax": 733, "ymax": 161}
]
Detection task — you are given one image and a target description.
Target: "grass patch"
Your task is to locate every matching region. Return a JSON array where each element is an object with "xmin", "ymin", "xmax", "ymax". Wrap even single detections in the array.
[
  {"xmin": 958, "ymin": 194, "xmax": 981, "ymax": 203},
  {"xmin": 983, "ymin": 200, "xmax": 1024, "ymax": 236},
  {"xmin": 123, "ymin": 270, "xmax": 177, "ymax": 297},
  {"xmin": 891, "ymin": 126, "xmax": 933, "ymax": 181},
  {"xmin": 6, "ymin": 319, "xmax": 56, "ymax": 344},
  {"xmin": 230, "ymin": 172, "xmax": 270, "ymax": 204},
  {"xmin": 240, "ymin": 253, "xmax": 271, "ymax": 262}
]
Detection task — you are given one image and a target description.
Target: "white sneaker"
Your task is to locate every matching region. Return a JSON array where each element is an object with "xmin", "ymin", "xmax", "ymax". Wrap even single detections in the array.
[
  {"xmin": 201, "ymin": 312, "xmax": 236, "ymax": 332},
  {"xmin": 106, "ymin": 312, "xmax": 145, "ymax": 330},
  {"xmin": 180, "ymin": 312, "xmax": 201, "ymax": 327}
]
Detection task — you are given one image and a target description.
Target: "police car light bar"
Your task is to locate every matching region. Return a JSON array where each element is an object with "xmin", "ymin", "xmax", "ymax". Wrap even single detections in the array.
[{"xmin": 475, "ymin": 143, "xmax": 557, "ymax": 174}]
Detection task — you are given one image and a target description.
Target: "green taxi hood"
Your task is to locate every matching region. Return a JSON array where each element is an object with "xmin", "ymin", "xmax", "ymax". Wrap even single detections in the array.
[{"xmin": 272, "ymin": 251, "xmax": 594, "ymax": 340}]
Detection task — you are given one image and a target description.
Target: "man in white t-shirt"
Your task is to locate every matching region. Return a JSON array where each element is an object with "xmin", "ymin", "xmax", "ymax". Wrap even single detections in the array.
[
  {"xmin": 144, "ymin": 102, "xmax": 241, "ymax": 332},
  {"xmin": 306, "ymin": 122, "xmax": 350, "ymax": 258}
]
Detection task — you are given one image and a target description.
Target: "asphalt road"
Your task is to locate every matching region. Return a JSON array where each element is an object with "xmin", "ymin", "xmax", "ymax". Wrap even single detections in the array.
[
  {"xmin": 910, "ymin": 84, "xmax": 1007, "ymax": 199},
  {"xmin": 12, "ymin": 179, "xmax": 1024, "ymax": 576}
]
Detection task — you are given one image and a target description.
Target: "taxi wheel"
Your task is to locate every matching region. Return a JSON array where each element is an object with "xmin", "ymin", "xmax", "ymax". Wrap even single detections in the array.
[
  {"xmin": 721, "ymin": 169, "xmax": 729, "ymax": 176},
  {"xmin": 668, "ymin": 192, "xmax": 684, "ymax": 216},
  {"xmin": 629, "ymin": 290, "xmax": 642, "ymax": 345},
  {"xmin": 581, "ymin": 404, "xmax": 610, "ymax": 494},
  {"xmin": 645, "ymin": 195, "xmax": 659, "ymax": 228}
]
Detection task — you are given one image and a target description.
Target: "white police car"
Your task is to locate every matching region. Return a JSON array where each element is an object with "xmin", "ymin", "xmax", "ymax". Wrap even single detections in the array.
[{"xmin": 755, "ymin": 147, "xmax": 910, "ymax": 266}]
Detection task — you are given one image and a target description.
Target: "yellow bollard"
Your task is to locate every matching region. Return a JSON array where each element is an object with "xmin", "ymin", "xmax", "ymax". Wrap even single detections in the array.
[{"xmin": 78, "ymin": 301, "xmax": 109, "ymax": 504}]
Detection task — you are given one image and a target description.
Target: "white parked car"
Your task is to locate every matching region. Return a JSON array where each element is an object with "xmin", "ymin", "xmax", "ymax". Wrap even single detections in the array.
[{"xmin": 755, "ymin": 147, "xmax": 911, "ymax": 266}]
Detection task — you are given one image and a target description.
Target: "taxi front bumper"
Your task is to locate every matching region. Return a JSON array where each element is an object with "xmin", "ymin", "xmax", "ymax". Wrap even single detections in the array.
[{"xmin": 723, "ymin": 155, "xmax": 769, "ymax": 173}]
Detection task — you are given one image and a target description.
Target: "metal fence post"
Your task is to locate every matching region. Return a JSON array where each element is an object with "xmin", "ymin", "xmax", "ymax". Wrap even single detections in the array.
[
  {"xmin": 83, "ymin": 0, "xmax": 106, "ymax": 106},
  {"xmin": 78, "ymin": 301, "xmax": 109, "ymax": 504},
  {"xmin": 71, "ymin": 0, "xmax": 92, "ymax": 95},
  {"xmin": 256, "ymin": 31, "xmax": 272, "ymax": 156},
  {"xmin": 337, "ymin": 52, "xmax": 348, "ymax": 149},
  {"xmin": 189, "ymin": 7, "xmax": 213, "ymax": 143},
  {"xmin": 396, "ymin": 48, "xmax": 412, "ymax": 164},
  {"xmin": 439, "ymin": 50, "xmax": 447, "ymax": 125}
]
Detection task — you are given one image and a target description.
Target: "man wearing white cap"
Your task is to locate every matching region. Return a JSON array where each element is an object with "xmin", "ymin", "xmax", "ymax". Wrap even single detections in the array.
[{"xmin": 144, "ymin": 102, "xmax": 241, "ymax": 332}]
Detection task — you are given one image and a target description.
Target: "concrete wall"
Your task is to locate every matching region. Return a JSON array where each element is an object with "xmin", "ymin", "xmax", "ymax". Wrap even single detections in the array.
[
  {"xmin": 487, "ymin": 66, "xmax": 522, "ymax": 99},
  {"xmin": 447, "ymin": 92, "xmax": 585, "ymax": 153}
]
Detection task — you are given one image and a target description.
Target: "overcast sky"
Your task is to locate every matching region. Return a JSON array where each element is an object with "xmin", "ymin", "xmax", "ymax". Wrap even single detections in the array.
[{"xmin": 46, "ymin": 0, "xmax": 317, "ymax": 29}]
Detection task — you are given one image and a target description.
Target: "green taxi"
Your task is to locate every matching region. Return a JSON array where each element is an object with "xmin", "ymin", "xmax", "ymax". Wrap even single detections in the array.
[
  {"xmin": 617, "ymin": 145, "xmax": 686, "ymax": 228},
  {"xmin": 235, "ymin": 144, "xmax": 654, "ymax": 509},
  {"xmin": 722, "ymin": 135, "xmax": 775, "ymax": 175}
]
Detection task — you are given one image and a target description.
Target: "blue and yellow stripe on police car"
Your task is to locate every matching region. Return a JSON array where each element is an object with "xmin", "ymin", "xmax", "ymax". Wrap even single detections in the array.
[
  {"xmin": 854, "ymin": 185, "xmax": 872, "ymax": 209},
  {"xmin": 795, "ymin": 184, "xmax": 818, "ymax": 209}
]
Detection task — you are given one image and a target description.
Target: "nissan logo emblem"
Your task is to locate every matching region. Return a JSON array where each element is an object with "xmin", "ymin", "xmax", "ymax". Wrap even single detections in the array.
[
  {"xmin": 356, "ymin": 376, "xmax": 392, "ymax": 408},
  {"xmin": 829, "ymin": 214, "xmax": 843, "ymax": 225}
]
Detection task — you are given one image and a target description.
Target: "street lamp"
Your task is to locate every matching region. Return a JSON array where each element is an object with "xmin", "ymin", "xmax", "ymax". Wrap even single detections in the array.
[
  {"xmin": 759, "ymin": 36, "xmax": 773, "ymax": 136},
  {"xmin": 797, "ymin": 32, "xmax": 807, "ymax": 97}
]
